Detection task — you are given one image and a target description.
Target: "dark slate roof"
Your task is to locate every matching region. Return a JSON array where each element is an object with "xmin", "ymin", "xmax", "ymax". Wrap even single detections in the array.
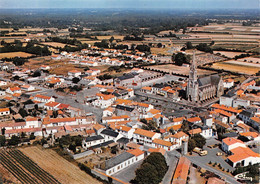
[
  {"xmin": 223, "ymin": 132, "xmax": 238, "ymax": 138},
  {"xmin": 239, "ymin": 110, "xmax": 254, "ymax": 117},
  {"xmin": 198, "ymin": 74, "xmax": 221, "ymax": 87},
  {"xmin": 101, "ymin": 129, "xmax": 119, "ymax": 138},
  {"xmin": 104, "ymin": 152, "xmax": 135, "ymax": 170},
  {"xmin": 116, "ymin": 105, "xmax": 134, "ymax": 112},
  {"xmin": 85, "ymin": 135, "xmax": 104, "ymax": 142},
  {"xmin": 91, "ymin": 140, "xmax": 114, "ymax": 149},
  {"xmin": 152, "ymin": 83, "xmax": 171, "ymax": 89},
  {"xmin": 117, "ymin": 137, "xmax": 130, "ymax": 144},
  {"xmin": 117, "ymin": 73, "xmax": 138, "ymax": 81}
]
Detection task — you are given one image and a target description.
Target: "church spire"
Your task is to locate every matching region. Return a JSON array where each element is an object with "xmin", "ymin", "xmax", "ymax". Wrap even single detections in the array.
[{"xmin": 190, "ymin": 50, "xmax": 197, "ymax": 81}]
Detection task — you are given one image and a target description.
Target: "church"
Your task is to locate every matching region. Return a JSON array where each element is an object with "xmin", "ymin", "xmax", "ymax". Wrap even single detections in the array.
[{"xmin": 186, "ymin": 52, "xmax": 224, "ymax": 103}]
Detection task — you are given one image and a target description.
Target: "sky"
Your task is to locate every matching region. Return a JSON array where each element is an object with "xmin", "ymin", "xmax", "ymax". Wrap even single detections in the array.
[{"xmin": 0, "ymin": 0, "xmax": 259, "ymax": 9}]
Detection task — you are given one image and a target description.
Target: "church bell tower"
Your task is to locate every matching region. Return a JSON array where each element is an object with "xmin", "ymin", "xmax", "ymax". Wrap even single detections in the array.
[{"xmin": 186, "ymin": 51, "xmax": 199, "ymax": 102}]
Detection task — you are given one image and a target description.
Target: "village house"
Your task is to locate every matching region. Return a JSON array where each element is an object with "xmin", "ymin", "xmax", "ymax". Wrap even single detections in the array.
[
  {"xmin": 24, "ymin": 117, "xmax": 40, "ymax": 128},
  {"xmin": 68, "ymin": 70, "xmax": 82, "ymax": 78},
  {"xmin": 21, "ymin": 85, "xmax": 35, "ymax": 92},
  {"xmin": 166, "ymin": 131, "xmax": 189, "ymax": 147},
  {"xmin": 0, "ymin": 108, "xmax": 10, "ymax": 116},
  {"xmin": 33, "ymin": 94, "xmax": 55, "ymax": 103},
  {"xmin": 92, "ymin": 93, "xmax": 116, "ymax": 109},
  {"xmin": 151, "ymin": 139, "xmax": 176, "ymax": 151},
  {"xmin": 6, "ymin": 87, "xmax": 21, "ymax": 94},
  {"xmin": 100, "ymin": 129, "xmax": 123, "ymax": 142},
  {"xmin": 101, "ymin": 149, "xmax": 144, "ymax": 176},
  {"xmin": 82, "ymin": 135, "xmax": 105, "ymax": 149},
  {"xmin": 221, "ymin": 137, "xmax": 246, "ymax": 153},
  {"xmin": 223, "ymin": 79, "xmax": 234, "ymax": 89},
  {"xmin": 227, "ymin": 146, "xmax": 260, "ymax": 167},
  {"xmin": 133, "ymin": 128, "xmax": 161, "ymax": 144}
]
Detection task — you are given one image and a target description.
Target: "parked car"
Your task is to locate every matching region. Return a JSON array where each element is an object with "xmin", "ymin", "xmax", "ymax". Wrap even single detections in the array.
[{"xmin": 216, "ymin": 152, "xmax": 223, "ymax": 156}]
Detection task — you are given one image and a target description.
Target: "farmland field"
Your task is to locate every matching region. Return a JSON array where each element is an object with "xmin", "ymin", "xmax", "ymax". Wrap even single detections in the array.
[
  {"xmin": 0, "ymin": 52, "xmax": 33, "ymax": 59},
  {"xmin": 40, "ymin": 42, "xmax": 75, "ymax": 48},
  {"xmin": 213, "ymin": 51, "xmax": 246, "ymax": 58},
  {"xmin": 237, "ymin": 57, "xmax": 260, "ymax": 64},
  {"xmin": 145, "ymin": 64, "xmax": 215, "ymax": 76},
  {"xmin": 151, "ymin": 47, "xmax": 172, "ymax": 56},
  {"xmin": 0, "ymin": 148, "xmax": 60, "ymax": 184},
  {"xmin": 212, "ymin": 62, "xmax": 260, "ymax": 75},
  {"xmin": 96, "ymin": 35, "xmax": 124, "ymax": 40},
  {"xmin": 19, "ymin": 146, "xmax": 101, "ymax": 184}
]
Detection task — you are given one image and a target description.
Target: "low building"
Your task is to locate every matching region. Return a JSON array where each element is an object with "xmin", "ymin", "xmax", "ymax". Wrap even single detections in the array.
[
  {"xmin": 221, "ymin": 137, "xmax": 246, "ymax": 153},
  {"xmin": 82, "ymin": 135, "xmax": 105, "ymax": 149},
  {"xmin": 227, "ymin": 146, "xmax": 260, "ymax": 167},
  {"xmin": 172, "ymin": 157, "xmax": 191, "ymax": 184},
  {"xmin": 133, "ymin": 128, "xmax": 161, "ymax": 144},
  {"xmin": 0, "ymin": 108, "xmax": 10, "ymax": 116},
  {"xmin": 101, "ymin": 149, "xmax": 144, "ymax": 176}
]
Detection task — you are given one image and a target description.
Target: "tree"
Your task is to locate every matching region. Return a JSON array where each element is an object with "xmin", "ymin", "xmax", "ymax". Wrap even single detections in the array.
[
  {"xmin": 134, "ymin": 163, "xmax": 159, "ymax": 184},
  {"xmin": 140, "ymin": 119, "xmax": 147, "ymax": 124},
  {"xmin": 21, "ymin": 132, "xmax": 26, "ymax": 138},
  {"xmin": 0, "ymin": 135, "xmax": 6, "ymax": 147},
  {"xmin": 172, "ymin": 53, "xmax": 189, "ymax": 66},
  {"xmin": 185, "ymin": 42, "xmax": 193, "ymax": 49},
  {"xmin": 29, "ymin": 133, "xmax": 36, "ymax": 140},
  {"xmin": 188, "ymin": 139, "xmax": 196, "ymax": 152},
  {"xmin": 109, "ymin": 36, "xmax": 114, "ymax": 43},
  {"xmin": 32, "ymin": 70, "xmax": 41, "ymax": 77},
  {"xmin": 18, "ymin": 108, "xmax": 28, "ymax": 118},
  {"xmin": 157, "ymin": 43, "xmax": 163, "ymax": 48},
  {"xmin": 192, "ymin": 134, "xmax": 206, "ymax": 148},
  {"xmin": 72, "ymin": 77, "xmax": 80, "ymax": 84},
  {"xmin": 8, "ymin": 135, "xmax": 20, "ymax": 146},
  {"xmin": 134, "ymin": 152, "xmax": 168, "ymax": 184}
]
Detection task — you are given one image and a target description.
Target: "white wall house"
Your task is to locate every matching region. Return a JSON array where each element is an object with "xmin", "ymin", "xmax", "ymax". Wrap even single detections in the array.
[
  {"xmin": 25, "ymin": 117, "xmax": 40, "ymax": 128},
  {"xmin": 6, "ymin": 87, "xmax": 21, "ymax": 94},
  {"xmin": 166, "ymin": 131, "xmax": 189, "ymax": 148},
  {"xmin": 0, "ymin": 108, "xmax": 10, "ymax": 116},
  {"xmin": 103, "ymin": 149, "xmax": 144, "ymax": 176},
  {"xmin": 133, "ymin": 128, "xmax": 161, "ymax": 144},
  {"xmin": 82, "ymin": 135, "xmax": 105, "ymax": 149},
  {"xmin": 221, "ymin": 137, "xmax": 246, "ymax": 153}
]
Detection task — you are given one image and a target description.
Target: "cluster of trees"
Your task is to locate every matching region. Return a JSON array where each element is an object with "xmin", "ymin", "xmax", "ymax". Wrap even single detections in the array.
[
  {"xmin": 0, "ymin": 133, "xmax": 35, "ymax": 147},
  {"xmin": 59, "ymin": 44, "xmax": 89, "ymax": 52},
  {"xmin": 0, "ymin": 40, "xmax": 51, "ymax": 56},
  {"xmin": 196, "ymin": 43, "xmax": 213, "ymax": 53},
  {"xmin": 233, "ymin": 163, "xmax": 259, "ymax": 182},
  {"xmin": 94, "ymin": 39, "xmax": 109, "ymax": 48},
  {"xmin": 172, "ymin": 52, "xmax": 190, "ymax": 66},
  {"xmin": 136, "ymin": 44, "xmax": 150, "ymax": 52},
  {"xmin": 124, "ymin": 34, "xmax": 144, "ymax": 41},
  {"xmin": 131, "ymin": 152, "xmax": 168, "ymax": 184},
  {"xmin": 58, "ymin": 135, "xmax": 83, "ymax": 153},
  {"xmin": 2, "ymin": 57, "xmax": 28, "ymax": 66},
  {"xmin": 48, "ymin": 37, "xmax": 81, "ymax": 45},
  {"xmin": 188, "ymin": 134, "xmax": 206, "ymax": 152},
  {"xmin": 140, "ymin": 119, "xmax": 158, "ymax": 131},
  {"xmin": 234, "ymin": 53, "xmax": 250, "ymax": 60},
  {"xmin": 97, "ymin": 74, "xmax": 113, "ymax": 80}
]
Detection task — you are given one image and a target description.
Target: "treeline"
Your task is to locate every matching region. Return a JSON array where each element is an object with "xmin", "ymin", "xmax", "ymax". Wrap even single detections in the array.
[
  {"xmin": 183, "ymin": 42, "xmax": 214, "ymax": 53},
  {"xmin": 124, "ymin": 34, "xmax": 144, "ymax": 41},
  {"xmin": 1, "ymin": 57, "xmax": 28, "ymax": 66},
  {"xmin": 0, "ymin": 40, "xmax": 51, "ymax": 56},
  {"xmin": 48, "ymin": 37, "xmax": 81, "ymax": 45}
]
